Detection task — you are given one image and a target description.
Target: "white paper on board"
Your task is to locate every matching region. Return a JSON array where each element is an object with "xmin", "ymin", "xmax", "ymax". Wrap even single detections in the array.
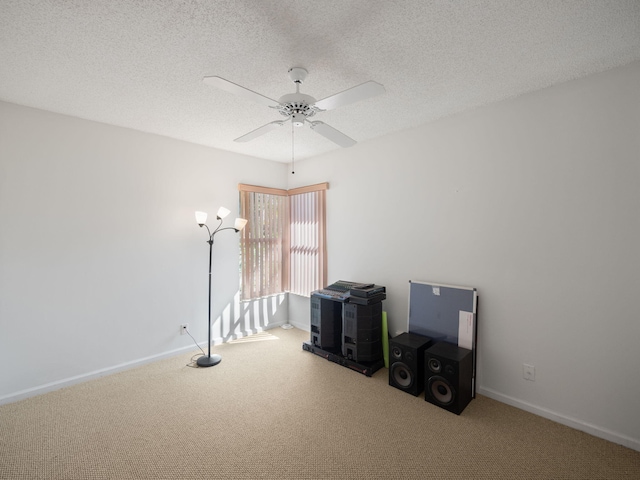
[
  {"xmin": 458, "ymin": 311, "xmax": 474, "ymax": 350},
  {"xmin": 432, "ymin": 287, "xmax": 440, "ymax": 296}
]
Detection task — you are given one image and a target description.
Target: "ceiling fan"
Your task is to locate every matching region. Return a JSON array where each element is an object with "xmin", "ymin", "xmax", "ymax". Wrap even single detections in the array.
[{"xmin": 203, "ymin": 67, "xmax": 385, "ymax": 148}]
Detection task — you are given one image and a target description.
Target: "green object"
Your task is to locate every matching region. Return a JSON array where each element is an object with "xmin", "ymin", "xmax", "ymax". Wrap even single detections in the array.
[{"xmin": 382, "ymin": 311, "xmax": 389, "ymax": 368}]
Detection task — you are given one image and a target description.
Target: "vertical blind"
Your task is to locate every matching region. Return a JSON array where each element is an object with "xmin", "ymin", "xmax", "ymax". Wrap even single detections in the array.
[
  {"xmin": 239, "ymin": 186, "xmax": 288, "ymax": 301},
  {"xmin": 238, "ymin": 183, "xmax": 327, "ymax": 300},
  {"xmin": 288, "ymin": 187, "xmax": 327, "ymax": 296}
]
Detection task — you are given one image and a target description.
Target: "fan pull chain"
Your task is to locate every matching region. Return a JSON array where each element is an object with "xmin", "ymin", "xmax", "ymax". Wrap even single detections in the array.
[{"xmin": 291, "ymin": 121, "xmax": 295, "ymax": 174}]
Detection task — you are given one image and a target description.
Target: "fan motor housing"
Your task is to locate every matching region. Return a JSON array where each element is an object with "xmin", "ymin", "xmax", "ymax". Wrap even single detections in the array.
[{"xmin": 277, "ymin": 93, "xmax": 318, "ymax": 123}]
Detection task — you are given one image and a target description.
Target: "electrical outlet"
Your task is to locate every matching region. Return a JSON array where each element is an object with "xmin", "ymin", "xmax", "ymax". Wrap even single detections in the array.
[
  {"xmin": 180, "ymin": 324, "xmax": 188, "ymax": 335},
  {"xmin": 523, "ymin": 363, "xmax": 535, "ymax": 381}
]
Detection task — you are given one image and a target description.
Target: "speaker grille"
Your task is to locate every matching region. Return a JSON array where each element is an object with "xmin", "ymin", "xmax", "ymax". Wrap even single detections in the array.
[
  {"xmin": 390, "ymin": 362, "xmax": 413, "ymax": 388},
  {"xmin": 428, "ymin": 376, "xmax": 455, "ymax": 405},
  {"xmin": 427, "ymin": 357, "xmax": 441, "ymax": 373}
]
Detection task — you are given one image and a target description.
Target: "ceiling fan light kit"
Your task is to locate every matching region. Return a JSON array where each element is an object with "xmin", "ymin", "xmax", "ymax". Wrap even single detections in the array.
[{"xmin": 203, "ymin": 67, "xmax": 385, "ymax": 150}]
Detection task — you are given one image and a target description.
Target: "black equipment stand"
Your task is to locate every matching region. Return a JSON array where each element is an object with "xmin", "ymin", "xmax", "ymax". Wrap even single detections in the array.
[{"xmin": 302, "ymin": 342, "xmax": 384, "ymax": 377}]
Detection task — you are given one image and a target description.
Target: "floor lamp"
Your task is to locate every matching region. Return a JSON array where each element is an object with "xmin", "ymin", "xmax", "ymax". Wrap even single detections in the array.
[{"xmin": 195, "ymin": 207, "xmax": 248, "ymax": 368}]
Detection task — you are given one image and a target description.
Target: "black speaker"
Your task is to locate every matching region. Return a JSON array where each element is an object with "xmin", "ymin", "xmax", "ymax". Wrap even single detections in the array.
[
  {"xmin": 342, "ymin": 302, "xmax": 383, "ymax": 362},
  {"xmin": 388, "ymin": 333, "xmax": 433, "ymax": 396},
  {"xmin": 424, "ymin": 342, "xmax": 473, "ymax": 415},
  {"xmin": 310, "ymin": 295, "xmax": 342, "ymax": 350}
]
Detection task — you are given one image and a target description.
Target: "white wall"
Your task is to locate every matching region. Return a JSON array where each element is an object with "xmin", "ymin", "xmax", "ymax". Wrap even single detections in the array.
[
  {"xmin": 0, "ymin": 102, "xmax": 289, "ymax": 401},
  {"xmin": 2, "ymin": 60, "xmax": 639, "ymax": 451},
  {"xmin": 288, "ymin": 61, "xmax": 640, "ymax": 450}
]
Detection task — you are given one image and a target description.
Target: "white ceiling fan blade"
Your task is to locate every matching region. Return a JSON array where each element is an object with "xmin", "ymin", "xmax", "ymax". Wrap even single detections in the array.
[
  {"xmin": 309, "ymin": 121, "xmax": 356, "ymax": 147},
  {"xmin": 234, "ymin": 120, "xmax": 286, "ymax": 143},
  {"xmin": 203, "ymin": 76, "xmax": 280, "ymax": 108},
  {"xmin": 314, "ymin": 81, "xmax": 385, "ymax": 111}
]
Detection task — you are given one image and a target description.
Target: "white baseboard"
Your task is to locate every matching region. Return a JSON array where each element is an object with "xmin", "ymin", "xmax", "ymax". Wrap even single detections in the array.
[
  {"xmin": 478, "ymin": 386, "xmax": 640, "ymax": 452},
  {"xmin": 0, "ymin": 343, "xmax": 204, "ymax": 406},
  {"xmin": 287, "ymin": 319, "xmax": 310, "ymax": 332},
  {"xmin": 259, "ymin": 319, "xmax": 309, "ymax": 333},
  {"xmin": 0, "ymin": 323, "xmax": 304, "ymax": 406}
]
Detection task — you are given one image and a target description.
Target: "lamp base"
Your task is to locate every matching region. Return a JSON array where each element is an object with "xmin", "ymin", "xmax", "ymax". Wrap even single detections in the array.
[{"xmin": 196, "ymin": 354, "xmax": 222, "ymax": 367}]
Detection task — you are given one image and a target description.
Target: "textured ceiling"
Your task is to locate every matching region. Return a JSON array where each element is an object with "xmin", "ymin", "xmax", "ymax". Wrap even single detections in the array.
[{"xmin": 2, "ymin": 1, "xmax": 640, "ymax": 163}]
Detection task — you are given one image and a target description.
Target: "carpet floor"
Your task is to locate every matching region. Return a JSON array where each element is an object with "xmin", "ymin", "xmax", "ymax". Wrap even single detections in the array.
[{"xmin": 1, "ymin": 327, "xmax": 639, "ymax": 479}]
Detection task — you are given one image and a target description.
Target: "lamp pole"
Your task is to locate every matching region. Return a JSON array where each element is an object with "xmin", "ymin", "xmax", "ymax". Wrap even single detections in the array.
[{"xmin": 195, "ymin": 208, "xmax": 247, "ymax": 368}]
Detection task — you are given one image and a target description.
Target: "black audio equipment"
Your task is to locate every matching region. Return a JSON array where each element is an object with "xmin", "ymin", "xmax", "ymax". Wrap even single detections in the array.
[
  {"xmin": 388, "ymin": 333, "xmax": 433, "ymax": 396},
  {"xmin": 326, "ymin": 280, "xmax": 362, "ymax": 292},
  {"xmin": 310, "ymin": 295, "xmax": 343, "ymax": 350},
  {"xmin": 424, "ymin": 342, "xmax": 473, "ymax": 414},
  {"xmin": 312, "ymin": 288, "xmax": 350, "ymax": 302},
  {"xmin": 348, "ymin": 293, "xmax": 386, "ymax": 305},
  {"xmin": 306, "ymin": 280, "xmax": 387, "ymax": 377},
  {"xmin": 350, "ymin": 284, "xmax": 386, "ymax": 298},
  {"xmin": 303, "ymin": 341, "xmax": 384, "ymax": 377},
  {"xmin": 312, "ymin": 281, "xmax": 386, "ymax": 303},
  {"xmin": 342, "ymin": 302, "xmax": 383, "ymax": 362},
  {"xmin": 312, "ymin": 280, "xmax": 361, "ymax": 301}
]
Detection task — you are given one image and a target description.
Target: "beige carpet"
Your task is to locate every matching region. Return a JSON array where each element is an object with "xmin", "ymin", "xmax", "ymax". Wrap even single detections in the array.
[{"xmin": 1, "ymin": 327, "xmax": 639, "ymax": 479}]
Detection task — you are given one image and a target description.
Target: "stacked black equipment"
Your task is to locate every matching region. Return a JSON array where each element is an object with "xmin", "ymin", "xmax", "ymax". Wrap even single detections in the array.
[
  {"xmin": 349, "ymin": 284, "xmax": 386, "ymax": 305},
  {"xmin": 310, "ymin": 295, "xmax": 343, "ymax": 350},
  {"xmin": 306, "ymin": 281, "xmax": 386, "ymax": 376},
  {"xmin": 342, "ymin": 301, "xmax": 383, "ymax": 362},
  {"xmin": 310, "ymin": 280, "xmax": 358, "ymax": 351}
]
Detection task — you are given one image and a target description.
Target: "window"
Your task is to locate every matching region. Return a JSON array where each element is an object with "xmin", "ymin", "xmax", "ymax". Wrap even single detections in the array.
[
  {"xmin": 238, "ymin": 183, "xmax": 328, "ymax": 300},
  {"xmin": 288, "ymin": 185, "xmax": 327, "ymax": 296},
  {"xmin": 238, "ymin": 185, "xmax": 288, "ymax": 300}
]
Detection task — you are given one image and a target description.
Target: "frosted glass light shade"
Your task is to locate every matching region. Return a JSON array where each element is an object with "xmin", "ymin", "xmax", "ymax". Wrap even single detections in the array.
[
  {"xmin": 195, "ymin": 211, "xmax": 207, "ymax": 225},
  {"xmin": 234, "ymin": 218, "xmax": 248, "ymax": 231},
  {"xmin": 217, "ymin": 207, "xmax": 231, "ymax": 219}
]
